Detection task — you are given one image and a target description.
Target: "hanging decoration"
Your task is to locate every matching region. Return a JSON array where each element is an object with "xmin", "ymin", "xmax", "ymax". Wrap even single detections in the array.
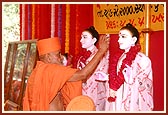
[
  {"xmin": 61, "ymin": 5, "xmax": 66, "ymax": 54},
  {"xmin": 24, "ymin": 5, "xmax": 28, "ymax": 40},
  {"xmin": 51, "ymin": 4, "xmax": 55, "ymax": 38},
  {"xmin": 58, "ymin": 4, "xmax": 62, "ymax": 43},
  {"xmin": 28, "ymin": 5, "xmax": 32, "ymax": 40},
  {"xmin": 65, "ymin": 4, "xmax": 70, "ymax": 53},
  {"xmin": 75, "ymin": 5, "xmax": 80, "ymax": 56},
  {"xmin": 20, "ymin": 4, "xmax": 93, "ymax": 54},
  {"xmin": 69, "ymin": 4, "xmax": 76, "ymax": 56},
  {"xmin": 21, "ymin": 4, "xmax": 25, "ymax": 40},
  {"xmin": 32, "ymin": 4, "xmax": 35, "ymax": 39},
  {"xmin": 54, "ymin": 5, "xmax": 58, "ymax": 37},
  {"xmin": 36, "ymin": 5, "xmax": 40, "ymax": 39}
]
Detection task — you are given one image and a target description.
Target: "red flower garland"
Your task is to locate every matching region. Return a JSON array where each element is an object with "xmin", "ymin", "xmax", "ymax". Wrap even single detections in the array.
[
  {"xmin": 108, "ymin": 44, "xmax": 141, "ymax": 102},
  {"xmin": 72, "ymin": 49, "xmax": 92, "ymax": 69},
  {"xmin": 108, "ymin": 96, "xmax": 116, "ymax": 102}
]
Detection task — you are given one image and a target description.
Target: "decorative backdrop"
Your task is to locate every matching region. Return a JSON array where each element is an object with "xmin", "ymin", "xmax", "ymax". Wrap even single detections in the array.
[
  {"xmin": 20, "ymin": 4, "xmax": 93, "ymax": 57},
  {"xmin": 20, "ymin": 4, "xmax": 164, "ymax": 111}
]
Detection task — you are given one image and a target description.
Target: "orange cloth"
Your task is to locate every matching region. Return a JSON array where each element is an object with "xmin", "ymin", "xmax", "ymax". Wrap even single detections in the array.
[
  {"xmin": 61, "ymin": 81, "xmax": 82, "ymax": 109},
  {"xmin": 37, "ymin": 37, "xmax": 61, "ymax": 56},
  {"xmin": 23, "ymin": 61, "xmax": 81, "ymax": 111},
  {"xmin": 66, "ymin": 95, "xmax": 95, "ymax": 111}
]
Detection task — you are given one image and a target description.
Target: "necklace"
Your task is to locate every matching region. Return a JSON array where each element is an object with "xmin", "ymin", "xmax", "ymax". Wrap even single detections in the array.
[{"xmin": 108, "ymin": 44, "xmax": 141, "ymax": 102}]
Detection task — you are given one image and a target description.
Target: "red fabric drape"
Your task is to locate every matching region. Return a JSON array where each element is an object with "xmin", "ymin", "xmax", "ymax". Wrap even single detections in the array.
[
  {"xmin": 149, "ymin": 30, "xmax": 164, "ymax": 111},
  {"xmin": 69, "ymin": 4, "xmax": 76, "ymax": 57},
  {"xmin": 59, "ymin": 4, "xmax": 93, "ymax": 56},
  {"xmin": 38, "ymin": 5, "xmax": 51, "ymax": 39},
  {"xmin": 24, "ymin": 5, "xmax": 28, "ymax": 40},
  {"xmin": 28, "ymin": 5, "xmax": 32, "ymax": 40},
  {"xmin": 20, "ymin": 4, "xmax": 51, "ymax": 40},
  {"xmin": 61, "ymin": 4, "xmax": 66, "ymax": 54},
  {"xmin": 35, "ymin": 4, "xmax": 40, "ymax": 39},
  {"xmin": 20, "ymin": 4, "xmax": 93, "ymax": 55},
  {"xmin": 74, "ymin": 5, "xmax": 80, "ymax": 56},
  {"xmin": 20, "ymin": 4, "xmax": 22, "ymax": 40},
  {"xmin": 54, "ymin": 5, "xmax": 58, "ymax": 37},
  {"xmin": 71, "ymin": 4, "xmax": 93, "ymax": 56}
]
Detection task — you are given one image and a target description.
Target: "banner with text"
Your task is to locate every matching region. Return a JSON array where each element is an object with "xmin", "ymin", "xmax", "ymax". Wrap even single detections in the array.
[{"xmin": 93, "ymin": 4, "xmax": 164, "ymax": 34}]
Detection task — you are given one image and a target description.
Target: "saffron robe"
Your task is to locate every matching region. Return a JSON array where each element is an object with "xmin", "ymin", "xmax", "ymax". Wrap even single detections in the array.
[
  {"xmin": 23, "ymin": 61, "xmax": 81, "ymax": 111},
  {"xmin": 108, "ymin": 52, "xmax": 153, "ymax": 111}
]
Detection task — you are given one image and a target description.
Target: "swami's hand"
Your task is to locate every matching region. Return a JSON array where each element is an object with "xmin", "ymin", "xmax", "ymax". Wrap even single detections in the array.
[{"xmin": 98, "ymin": 34, "xmax": 110, "ymax": 54}]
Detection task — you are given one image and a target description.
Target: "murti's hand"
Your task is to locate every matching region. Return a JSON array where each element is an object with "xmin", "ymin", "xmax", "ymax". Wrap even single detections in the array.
[
  {"xmin": 108, "ymin": 88, "xmax": 117, "ymax": 102},
  {"xmin": 109, "ymin": 88, "xmax": 116, "ymax": 97},
  {"xmin": 122, "ymin": 64, "xmax": 133, "ymax": 83}
]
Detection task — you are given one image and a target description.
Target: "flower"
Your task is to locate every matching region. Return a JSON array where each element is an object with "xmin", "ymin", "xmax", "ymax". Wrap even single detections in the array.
[
  {"xmin": 72, "ymin": 49, "xmax": 92, "ymax": 68},
  {"xmin": 108, "ymin": 96, "xmax": 116, "ymax": 102}
]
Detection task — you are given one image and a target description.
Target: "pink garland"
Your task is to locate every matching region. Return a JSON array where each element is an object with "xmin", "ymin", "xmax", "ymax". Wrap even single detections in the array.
[{"xmin": 108, "ymin": 44, "xmax": 141, "ymax": 102}]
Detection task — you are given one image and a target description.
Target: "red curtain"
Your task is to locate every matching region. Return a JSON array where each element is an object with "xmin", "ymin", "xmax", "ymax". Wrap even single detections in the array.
[
  {"xmin": 149, "ymin": 30, "xmax": 164, "ymax": 111},
  {"xmin": 68, "ymin": 4, "xmax": 93, "ymax": 57},
  {"xmin": 20, "ymin": 4, "xmax": 93, "ymax": 56},
  {"xmin": 39, "ymin": 5, "xmax": 51, "ymax": 39},
  {"xmin": 20, "ymin": 4, "xmax": 51, "ymax": 40}
]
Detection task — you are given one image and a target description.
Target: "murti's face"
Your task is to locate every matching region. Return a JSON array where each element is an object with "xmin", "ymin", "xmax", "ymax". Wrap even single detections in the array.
[
  {"xmin": 118, "ymin": 29, "xmax": 134, "ymax": 51},
  {"xmin": 80, "ymin": 31, "xmax": 95, "ymax": 49}
]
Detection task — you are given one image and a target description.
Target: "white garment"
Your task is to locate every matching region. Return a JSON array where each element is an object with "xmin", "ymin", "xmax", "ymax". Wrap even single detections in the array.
[
  {"xmin": 77, "ymin": 46, "xmax": 109, "ymax": 111},
  {"xmin": 108, "ymin": 52, "xmax": 153, "ymax": 111}
]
